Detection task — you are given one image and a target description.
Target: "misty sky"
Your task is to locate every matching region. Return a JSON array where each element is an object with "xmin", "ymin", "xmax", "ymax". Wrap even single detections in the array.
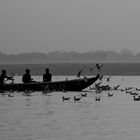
[{"xmin": 0, "ymin": 0, "xmax": 140, "ymax": 54}]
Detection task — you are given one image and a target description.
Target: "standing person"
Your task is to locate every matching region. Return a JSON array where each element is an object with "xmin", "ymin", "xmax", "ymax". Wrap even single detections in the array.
[
  {"xmin": 0, "ymin": 70, "xmax": 14, "ymax": 84},
  {"xmin": 22, "ymin": 69, "xmax": 35, "ymax": 83},
  {"xmin": 43, "ymin": 68, "xmax": 52, "ymax": 82}
]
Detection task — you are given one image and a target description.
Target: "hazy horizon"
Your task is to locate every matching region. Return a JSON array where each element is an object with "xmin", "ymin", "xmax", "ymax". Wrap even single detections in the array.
[
  {"xmin": 0, "ymin": 48, "xmax": 138, "ymax": 55},
  {"xmin": 0, "ymin": 49, "xmax": 140, "ymax": 64},
  {"xmin": 0, "ymin": 48, "xmax": 137, "ymax": 55},
  {"xmin": 1, "ymin": 0, "xmax": 140, "ymax": 54}
]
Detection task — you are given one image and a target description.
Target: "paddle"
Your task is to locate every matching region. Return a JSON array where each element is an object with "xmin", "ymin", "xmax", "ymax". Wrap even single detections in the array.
[
  {"xmin": 4, "ymin": 78, "xmax": 14, "ymax": 84},
  {"xmin": 3, "ymin": 72, "xmax": 15, "ymax": 84},
  {"xmin": 42, "ymin": 85, "xmax": 52, "ymax": 94}
]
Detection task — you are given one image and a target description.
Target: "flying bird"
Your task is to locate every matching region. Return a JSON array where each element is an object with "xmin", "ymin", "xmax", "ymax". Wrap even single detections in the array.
[
  {"xmin": 96, "ymin": 63, "xmax": 104, "ymax": 71},
  {"xmin": 114, "ymin": 85, "xmax": 120, "ymax": 90},
  {"xmin": 95, "ymin": 82, "xmax": 102, "ymax": 87},
  {"xmin": 99, "ymin": 75, "xmax": 104, "ymax": 81},
  {"xmin": 77, "ymin": 69, "xmax": 83, "ymax": 77}
]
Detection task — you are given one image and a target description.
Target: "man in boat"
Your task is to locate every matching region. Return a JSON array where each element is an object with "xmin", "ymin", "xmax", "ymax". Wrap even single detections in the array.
[
  {"xmin": 43, "ymin": 68, "xmax": 52, "ymax": 82},
  {"xmin": 22, "ymin": 69, "xmax": 35, "ymax": 83},
  {"xmin": 0, "ymin": 70, "xmax": 14, "ymax": 84}
]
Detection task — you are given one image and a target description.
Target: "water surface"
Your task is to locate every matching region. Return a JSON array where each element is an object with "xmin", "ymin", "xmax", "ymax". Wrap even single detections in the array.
[{"xmin": 0, "ymin": 76, "xmax": 140, "ymax": 140}]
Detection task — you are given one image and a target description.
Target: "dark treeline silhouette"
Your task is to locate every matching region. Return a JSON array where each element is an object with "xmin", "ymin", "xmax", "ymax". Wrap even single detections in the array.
[{"xmin": 0, "ymin": 49, "xmax": 140, "ymax": 64}]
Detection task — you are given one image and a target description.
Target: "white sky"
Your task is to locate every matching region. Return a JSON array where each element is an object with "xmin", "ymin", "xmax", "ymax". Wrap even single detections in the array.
[{"xmin": 0, "ymin": 0, "xmax": 140, "ymax": 54}]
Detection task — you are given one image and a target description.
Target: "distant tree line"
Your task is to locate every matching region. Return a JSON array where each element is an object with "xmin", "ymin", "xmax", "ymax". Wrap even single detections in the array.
[{"xmin": 0, "ymin": 49, "xmax": 140, "ymax": 64}]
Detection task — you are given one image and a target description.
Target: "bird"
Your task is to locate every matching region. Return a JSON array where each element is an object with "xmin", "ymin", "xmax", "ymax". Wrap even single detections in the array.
[
  {"xmin": 94, "ymin": 82, "xmax": 102, "ymax": 91},
  {"xmin": 95, "ymin": 97, "xmax": 100, "ymax": 101},
  {"xmin": 108, "ymin": 92, "xmax": 113, "ymax": 97},
  {"xmin": 95, "ymin": 82, "xmax": 102, "ymax": 87},
  {"xmin": 81, "ymin": 93, "xmax": 87, "ymax": 97},
  {"xmin": 89, "ymin": 86, "xmax": 95, "ymax": 90},
  {"xmin": 96, "ymin": 63, "xmax": 103, "ymax": 71},
  {"xmin": 98, "ymin": 75, "xmax": 104, "ymax": 81},
  {"xmin": 76, "ymin": 69, "xmax": 83, "ymax": 77},
  {"xmin": 8, "ymin": 94, "xmax": 14, "ymax": 97},
  {"xmin": 130, "ymin": 92, "xmax": 138, "ymax": 96},
  {"xmin": 95, "ymin": 89, "xmax": 102, "ymax": 94},
  {"xmin": 136, "ymin": 88, "xmax": 140, "ymax": 91},
  {"xmin": 114, "ymin": 85, "xmax": 120, "ymax": 90},
  {"xmin": 74, "ymin": 96, "xmax": 82, "ymax": 101},
  {"xmin": 62, "ymin": 96, "xmax": 70, "ymax": 101},
  {"xmin": 133, "ymin": 95, "xmax": 140, "ymax": 101},
  {"xmin": 120, "ymin": 89, "xmax": 125, "ymax": 92}
]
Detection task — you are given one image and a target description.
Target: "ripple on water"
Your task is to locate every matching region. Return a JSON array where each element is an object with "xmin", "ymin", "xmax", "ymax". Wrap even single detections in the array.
[{"xmin": 1, "ymin": 76, "xmax": 140, "ymax": 139}]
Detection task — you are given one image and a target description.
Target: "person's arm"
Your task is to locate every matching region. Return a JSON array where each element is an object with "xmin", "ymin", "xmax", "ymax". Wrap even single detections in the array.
[
  {"xmin": 3, "ymin": 75, "xmax": 14, "ymax": 83},
  {"xmin": 29, "ymin": 75, "xmax": 33, "ymax": 81},
  {"xmin": 29, "ymin": 75, "xmax": 36, "ymax": 82},
  {"xmin": 6, "ymin": 75, "xmax": 14, "ymax": 80}
]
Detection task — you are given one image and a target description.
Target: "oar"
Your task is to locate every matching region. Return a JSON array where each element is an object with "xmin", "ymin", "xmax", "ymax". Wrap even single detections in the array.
[
  {"xmin": 3, "ymin": 76, "xmax": 14, "ymax": 84},
  {"xmin": 42, "ymin": 85, "xmax": 52, "ymax": 94}
]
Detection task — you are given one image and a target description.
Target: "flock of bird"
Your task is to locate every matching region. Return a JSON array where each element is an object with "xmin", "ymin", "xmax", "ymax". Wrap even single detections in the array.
[
  {"xmin": 62, "ymin": 63, "xmax": 140, "ymax": 102},
  {"xmin": 61, "ymin": 77, "xmax": 140, "ymax": 103},
  {"xmin": 2, "ymin": 77, "xmax": 140, "ymax": 102},
  {"xmin": 1, "ymin": 63, "xmax": 140, "ymax": 102},
  {"xmin": 76, "ymin": 63, "xmax": 103, "ymax": 78}
]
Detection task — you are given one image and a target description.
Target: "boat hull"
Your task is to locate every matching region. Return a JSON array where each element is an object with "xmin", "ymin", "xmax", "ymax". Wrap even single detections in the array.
[{"xmin": 0, "ymin": 75, "xmax": 99, "ymax": 92}]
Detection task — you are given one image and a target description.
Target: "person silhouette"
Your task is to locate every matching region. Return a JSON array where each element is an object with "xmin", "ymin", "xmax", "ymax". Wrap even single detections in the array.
[
  {"xmin": 22, "ymin": 69, "xmax": 35, "ymax": 83},
  {"xmin": 43, "ymin": 68, "xmax": 52, "ymax": 82},
  {"xmin": 0, "ymin": 70, "xmax": 14, "ymax": 84}
]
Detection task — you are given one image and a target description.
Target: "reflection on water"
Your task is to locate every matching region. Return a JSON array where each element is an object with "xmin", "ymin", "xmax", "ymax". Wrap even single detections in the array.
[{"xmin": 1, "ymin": 76, "xmax": 140, "ymax": 140}]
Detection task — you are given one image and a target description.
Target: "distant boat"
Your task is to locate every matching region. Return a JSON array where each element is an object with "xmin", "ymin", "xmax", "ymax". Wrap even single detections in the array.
[{"xmin": 0, "ymin": 74, "xmax": 100, "ymax": 92}]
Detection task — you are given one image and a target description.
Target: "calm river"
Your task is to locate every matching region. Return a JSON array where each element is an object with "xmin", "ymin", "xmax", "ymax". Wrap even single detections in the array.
[{"xmin": 0, "ymin": 76, "xmax": 140, "ymax": 140}]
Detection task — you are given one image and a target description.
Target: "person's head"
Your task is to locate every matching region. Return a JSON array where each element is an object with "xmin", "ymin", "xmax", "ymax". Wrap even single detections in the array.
[
  {"xmin": 25, "ymin": 69, "xmax": 30, "ymax": 74},
  {"xmin": 45, "ymin": 68, "xmax": 49, "ymax": 73},
  {"xmin": 2, "ymin": 70, "xmax": 6, "ymax": 75}
]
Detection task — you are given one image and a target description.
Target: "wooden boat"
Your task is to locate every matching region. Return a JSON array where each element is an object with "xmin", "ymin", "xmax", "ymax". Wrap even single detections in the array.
[{"xmin": 0, "ymin": 74, "xmax": 100, "ymax": 92}]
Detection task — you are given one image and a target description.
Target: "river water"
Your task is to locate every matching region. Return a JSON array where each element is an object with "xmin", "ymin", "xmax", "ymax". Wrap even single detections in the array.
[{"xmin": 0, "ymin": 76, "xmax": 140, "ymax": 140}]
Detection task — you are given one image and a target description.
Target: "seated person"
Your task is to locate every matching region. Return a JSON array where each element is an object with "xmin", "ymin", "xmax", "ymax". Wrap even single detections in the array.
[
  {"xmin": 43, "ymin": 68, "xmax": 52, "ymax": 82},
  {"xmin": 0, "ymin": 70, "xmax": 14, "ymax": 84},
  {"xmin": 22, "ymin": 69, "xmax": 35, "ymax": 83}
]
